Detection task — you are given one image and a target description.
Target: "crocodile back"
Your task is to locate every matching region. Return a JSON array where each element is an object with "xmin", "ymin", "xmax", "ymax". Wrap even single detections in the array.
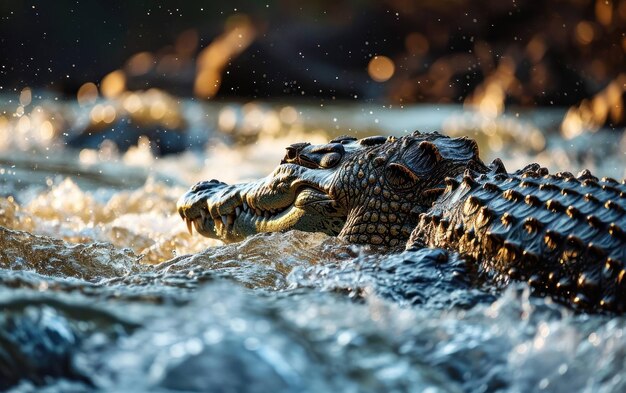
[{"xmin": 409, "ymin": 161, "xmax": 626, "ymax": 312}]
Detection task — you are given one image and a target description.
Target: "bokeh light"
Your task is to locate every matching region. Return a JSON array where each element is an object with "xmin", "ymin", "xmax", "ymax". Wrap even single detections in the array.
[
  {"xmin": 125, "ymin": 52, "xmax": 155, "ymax": 76},
  {"xmin": 367, "ymin": 56, "xmax": 395, "ymax": 82},
  {"xmin": 101, "ymin": 70, "xmax": 126, "ymax": 98},
  {"xmin": 77, "ymin": 82, "xmax": 99, "ymax": 106}
]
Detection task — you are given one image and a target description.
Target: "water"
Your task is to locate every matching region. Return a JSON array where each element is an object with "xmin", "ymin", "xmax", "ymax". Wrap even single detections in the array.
[{"xmin": 1, "ymin": 96, "xmax": 626, "ymax": 392}]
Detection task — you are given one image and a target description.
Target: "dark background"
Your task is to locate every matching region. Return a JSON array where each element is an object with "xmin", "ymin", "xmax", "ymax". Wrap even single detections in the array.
[{"xmin": 0, "ymin": 0, "xmax": 624, "ymax": 107}]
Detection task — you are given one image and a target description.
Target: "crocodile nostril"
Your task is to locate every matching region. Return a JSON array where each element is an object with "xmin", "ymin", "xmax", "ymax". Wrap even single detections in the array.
[
  {"xmin": 283, "ymin": 142, "xmax": 311, "ymax": 164},
  {"xmin": 286, "ymin": 146, "xmax": 298, "ymax": 160}
]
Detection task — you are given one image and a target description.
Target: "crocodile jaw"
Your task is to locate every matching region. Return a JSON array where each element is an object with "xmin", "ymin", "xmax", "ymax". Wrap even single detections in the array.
[{"xmin": 176, "ymin": 165, "xmax": 347, "ymax": 242}]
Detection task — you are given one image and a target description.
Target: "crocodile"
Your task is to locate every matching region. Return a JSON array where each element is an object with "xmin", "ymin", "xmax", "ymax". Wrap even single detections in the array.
[{"xmin": 177, "ymin": 131, "xmax": 626, "ymax": 312}]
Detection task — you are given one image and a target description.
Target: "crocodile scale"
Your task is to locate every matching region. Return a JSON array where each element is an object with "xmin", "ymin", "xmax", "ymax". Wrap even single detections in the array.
[
  {"xmin": 178, "ymin": 131, "xmax": 626, "ymax": 312},
  {"xmin": 409, "ymin": 162, "xmax": 626, "ymax": 311}
]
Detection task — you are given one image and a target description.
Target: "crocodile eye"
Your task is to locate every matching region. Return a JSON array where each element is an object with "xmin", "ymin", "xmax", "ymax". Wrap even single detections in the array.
[
  {"xmin": 309, "ymin": 143, "xmax": 345, "ymax": 168},
  {"xmin": 319, "ymin": 152, "xmax": 341, "ymax": 168},
  {"xmin": 385, "ymin": 163, "xmax": 419, "ymax": 190}
]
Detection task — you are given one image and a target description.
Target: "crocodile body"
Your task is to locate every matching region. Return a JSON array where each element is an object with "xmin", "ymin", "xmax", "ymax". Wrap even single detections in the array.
[{"xmin": 177, "ymin": 131, "xmax": 626, "ymax": 312}]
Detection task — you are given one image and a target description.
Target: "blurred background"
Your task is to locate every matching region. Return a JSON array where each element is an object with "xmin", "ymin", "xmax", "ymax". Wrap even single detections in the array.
[
  {"xmin": 1, "ymin": 0, "xmax": 625, "ymax": 107},
  {"xmin": 0, "ymin": 0, "xmax": 625, "ymax": 178}
]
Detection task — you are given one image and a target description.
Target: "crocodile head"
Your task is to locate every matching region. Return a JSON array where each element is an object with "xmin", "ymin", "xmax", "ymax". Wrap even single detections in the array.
[{"xmin": 177, "ymin": 131, "xmax": 487, "ymax": 247}]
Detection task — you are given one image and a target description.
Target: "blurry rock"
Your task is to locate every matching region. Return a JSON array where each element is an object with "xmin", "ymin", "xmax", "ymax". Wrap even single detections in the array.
[
  {"xmin": 67, "ymin": 116, "xmax": 188, "ymax": 155},
  {"xmin": 65, "ymin": 89, "xmax": 204, "ymax": 155},
  {"xmin": 0, "ymin": 306, "xmax": 87, "ymax": 390}
]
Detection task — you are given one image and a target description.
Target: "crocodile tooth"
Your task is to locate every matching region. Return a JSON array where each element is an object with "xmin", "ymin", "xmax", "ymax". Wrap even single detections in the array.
[
  {"xmin": 208, "ymin": 205, "xmax": 220, "ymax": 221},
  {"xmin": 186, "ymin": 218, "xmax": 193, "ymax": 235},
  {"xmin": 235, "ymin": 206, "xmax": 241, "ymax": 216},
  {"xmin": 221, "ymin": 215, "xmax": 228, "ymax": 226},
  {"xmin": 242, "ymin": 202, "xmax": 248, "ymax": 212},
  {"xmin": 192, "ymin": 219, "xmax": 199, "ymax": 233},
  {"xmin": 214, "ymin": 218, "xmax": 223, "ymax": 233},
  {"xmin": 200, "ymin": 209, "xmax": 207, "ymax": 221}
]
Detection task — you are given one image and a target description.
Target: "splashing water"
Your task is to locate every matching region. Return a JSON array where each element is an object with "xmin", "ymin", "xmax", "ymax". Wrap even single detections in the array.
[{"xmin": 2, "ymin": 99, "xmax": 626, "ymax": 392}]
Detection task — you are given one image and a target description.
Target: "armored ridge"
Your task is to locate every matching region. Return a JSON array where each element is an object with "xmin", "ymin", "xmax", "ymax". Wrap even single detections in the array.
[
  {"xmin": 409, "ymin": 161, "xmax": 626, "ymax": 311},
  {"xmin": 177, "ymin": 131, "xmax": 626, "ymax": 312}
]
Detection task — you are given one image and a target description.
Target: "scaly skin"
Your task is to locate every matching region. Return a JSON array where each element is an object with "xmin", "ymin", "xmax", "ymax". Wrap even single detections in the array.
[
  {"xmin": 177, "ymin": 131, "xmax": 626, "ymax": 312},
  {"xmin": 177, "ymin": 132, "xmax": 485, "ymax": 245},
  {"xmin": 409, "ymin": 161, "xmax": 626, "ymax": 311}
]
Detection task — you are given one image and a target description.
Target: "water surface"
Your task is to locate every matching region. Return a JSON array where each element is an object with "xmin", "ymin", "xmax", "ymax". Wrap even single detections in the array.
[{"xmin": 1, "ymin": 97, "xmax": 626, "ymax": 392}]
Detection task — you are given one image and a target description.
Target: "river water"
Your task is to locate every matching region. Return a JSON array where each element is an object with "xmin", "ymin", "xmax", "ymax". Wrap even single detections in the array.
[{"xmin": 1, "ymin": 95, "xmax": 626, "ymax": 392}]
